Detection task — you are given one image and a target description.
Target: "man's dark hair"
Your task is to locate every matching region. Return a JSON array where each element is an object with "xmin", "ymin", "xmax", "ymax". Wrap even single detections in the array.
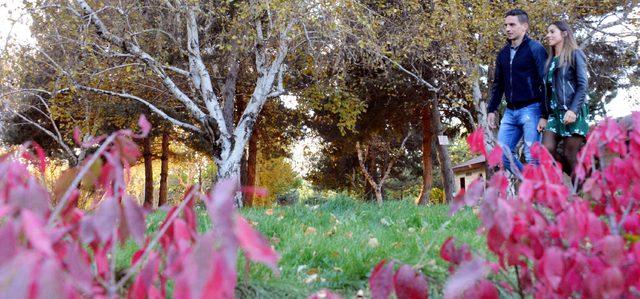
[{"xmin": 505, "ymin": 9, "xmax": 529, "ymax": 24}]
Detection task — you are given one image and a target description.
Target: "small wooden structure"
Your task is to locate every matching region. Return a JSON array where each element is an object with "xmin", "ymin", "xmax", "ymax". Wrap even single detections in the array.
[{"xmin": 452, "ymin": 156, "xmax": 487, "ymax": 193}]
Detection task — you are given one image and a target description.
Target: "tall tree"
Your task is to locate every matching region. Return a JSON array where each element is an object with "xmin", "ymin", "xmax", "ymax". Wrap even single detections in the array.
[
  {"xmin": 8, "ymin": 0, "xmax": 329, "ymax": 206},
  {"xmin": 158, "ymin": 131, "xmax": 170, "ymax": 206},
  {"xmin": 356, "ymin": 130, "xmax": 412, "ymax": 204},
  {"xmin": 416, "ymin": 106, "xmax": 434, "ymax": 205},
  {"xmin": 329, "ymin": 0, "xmax": 638, "ymax": 202},
  {"xmin": 142, "ymin": 137, "xmax": 154, "ymax": 208},
  {"xmin": 302, "ymin": 60, "xmax": 423, "ymax": 199}
]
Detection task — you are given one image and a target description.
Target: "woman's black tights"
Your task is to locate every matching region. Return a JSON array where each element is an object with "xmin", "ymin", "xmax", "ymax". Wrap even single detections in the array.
[{"xmin": 542, "ymin": 131, "xmax": 586, "ymax": 177}]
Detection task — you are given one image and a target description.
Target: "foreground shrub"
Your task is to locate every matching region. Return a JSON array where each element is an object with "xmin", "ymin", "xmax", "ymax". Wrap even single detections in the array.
[
  {"xmin": 450, "ymin": 113, "xmax": 640, "ymax": 297},
  {"xmin": 0, "ymin": 116, "xmax": 278, "ymax": 298},
  {"xmin": 4, "ymin": 112, "xmax": 639, "ymax": 298},
  {"xmin": 351, "ymin": 113, "xmax": 640, "ymax": 299},
  {"xmin": 440, "ymin": 113, "xmax": 640, "ymax": 298}
]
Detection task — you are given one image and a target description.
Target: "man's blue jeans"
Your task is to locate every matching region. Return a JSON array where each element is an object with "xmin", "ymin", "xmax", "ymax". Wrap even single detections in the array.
[{"xmin": 497, "ymin": 102, "xmax": 542, "ymax": 174}]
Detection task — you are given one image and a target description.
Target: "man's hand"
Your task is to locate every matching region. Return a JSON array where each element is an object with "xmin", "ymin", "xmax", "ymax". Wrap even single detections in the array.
[
  {"xmin": 563, "ymin": 110, "xmax": 577, "ymax": 124},
  {"xmin": 487, "ymin": 112, "xmax": 497, "ymax": 129},
  {"xmin": 537, "ymin": 118, "xmax": 547, "ymax": 132}
]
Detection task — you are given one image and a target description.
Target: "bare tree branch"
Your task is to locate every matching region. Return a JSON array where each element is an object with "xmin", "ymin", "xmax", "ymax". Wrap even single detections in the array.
[
  {"xmin": 1, "ymin": 99, "xmax": 76, "ymax": 162},
  {"xmin": 74, "ymin": 0, "xmax": 208, "ymax": 124},
  {"xmin": 64, "ymin": 85, "xmax": 201, "ymax": 132}
]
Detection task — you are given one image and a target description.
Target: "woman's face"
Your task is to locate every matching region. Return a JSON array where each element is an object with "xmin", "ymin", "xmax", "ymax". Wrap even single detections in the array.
[{"xmin": 545, "ymin": 25, "xmax": 564, "ymax": 47}]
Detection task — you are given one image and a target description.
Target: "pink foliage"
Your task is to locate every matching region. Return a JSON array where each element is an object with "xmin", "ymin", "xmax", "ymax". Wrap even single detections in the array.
[
  {"xmin": 0, "ymin": 115, "xmax": 280, "ymax": 298},
  {"xmin": 444, "ymin": 113, "xmax": 640, "ymax": 297},
  {"xmin": 368, "ymin": 260, "xmax": 429, "ymax": 299},
  {"xmin": 5, "ymin": 112, "xmax": 640, "ymax": 298},
  {"xmin": 367, "ymin": 113, "xmax": 640, "ymax": 298}
]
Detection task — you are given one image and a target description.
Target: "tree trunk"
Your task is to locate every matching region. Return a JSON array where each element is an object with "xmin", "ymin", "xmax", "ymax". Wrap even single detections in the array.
[
  {"xmin": 245, "ymin": 126, "xmax": 259, "ymax": 207},
  {"xmin": 222, "ymin": 43, "xmax": 240, "ymax": 131},
  {"xmin": 216, "ymin": 161, "xmax": 242, "ymax": 207},
  {"xmin": 416, "ymin": 105, "xmax": 434, "ymax": 205},
  {"xmin": 240, "ymin": 148, "xmax": 248, "ymax": 202},
  {"xmin": 366, "ymin": 158, "xmax": 376, "ymax": 201},
  {"xmin": 374, "ymin": 186, "xmax": 383, "ymax": 205},
  {"xmin": 75, "ymin": 1, "xmax": 293, "ymax": 210},
  {"xmin": 431, "ymin": 96, "xmax": 456, "ymax": 203},
  {"xmin": 143, "ymin": 137, "xmax": 154, "ymax": 208},
  {"xmin": 198, "ymin": 164, "xmax": 202, "ymax": 190},
  {"xmin": 158, "ymin": 132, "xmax": 169, "ymax": 207},
  {"xmin": 472, "ymin": 67, "xmax": 498, "ymax": 178},
  {"xmin": 356, "ymin": 142, "xmax": 382, "ymax": 204}
]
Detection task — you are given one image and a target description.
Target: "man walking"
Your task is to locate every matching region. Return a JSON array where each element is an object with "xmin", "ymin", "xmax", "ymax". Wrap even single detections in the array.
[{"xmin": 487, "ymin": 9, "xmax": 548, "ymax": 175}]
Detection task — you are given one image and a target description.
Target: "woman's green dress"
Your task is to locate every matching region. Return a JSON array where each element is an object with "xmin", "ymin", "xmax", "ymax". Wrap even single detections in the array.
[{"xmin": 545, "ymin": 56, "xmax": 590, "ymax": 137}]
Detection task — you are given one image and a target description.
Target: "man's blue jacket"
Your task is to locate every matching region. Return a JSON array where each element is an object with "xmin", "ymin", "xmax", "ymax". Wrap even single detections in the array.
[{"xmin": 488, "ymin": 35, "xmax": 549, "ymax": 118}]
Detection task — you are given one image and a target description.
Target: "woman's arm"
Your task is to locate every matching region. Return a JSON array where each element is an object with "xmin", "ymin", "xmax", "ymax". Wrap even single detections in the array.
[{"xmin": 569, "ymin": 49, "xmax": 589, "ymax": 114}]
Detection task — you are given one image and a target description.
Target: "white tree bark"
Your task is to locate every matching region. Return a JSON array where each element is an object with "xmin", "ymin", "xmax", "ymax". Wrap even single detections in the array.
[{"xmin": 70, "ymin": 0, "xmax": 297, "ymax": 206}]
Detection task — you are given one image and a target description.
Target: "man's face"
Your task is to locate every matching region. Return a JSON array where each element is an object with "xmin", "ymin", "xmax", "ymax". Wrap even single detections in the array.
[{"xmin": 504, "ymin": 15, "xmax": 528, "ymax": 41}]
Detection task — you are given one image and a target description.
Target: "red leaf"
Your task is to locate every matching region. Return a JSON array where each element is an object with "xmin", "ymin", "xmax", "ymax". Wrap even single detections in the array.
[
  {"xmin": 183, "ymin": 189, "xmax": 197, "ymax": 235},
  {"xmin": 539, "ymin": 247, "xmax": 564, "ymax": 290},
  {"xmin": 634, "ymin": 242, "xmax": 640, "ymax": 263},
  {"xmin": 494, "ymin": 200, "xmax": 514, "ymax": 239},
  {"xmin": 8, "ymin": 177, "xmax": 50, "ymax": 218},
  {"xmin": 0, "ymin": 252, "xmax": 40, "ymax": 299},
  {"xmin": 602, "ymin": 119, "xmax": 627, "ymax": 155},
  {"xmin": 467, "ymin": 128, "xmax": 487, "ymax": 155},
  {"xmin": 439, "ymin": 237, "xmax": 472, "ymax": 266},
  {"xmin": 486, "ymin": 146, "xmax": 502, "ymax": 167},
  {"xmin": 92, "ymin": 197, "xmax": 120, "ymax": 242},
  {"xmin": 172, "ymin": 218, "xmax": 192, "ymax": 242},
  {"xmin": 92, "ymin": 241, "xmax": 112, "ymax": 277},
  {"xmin": 22, "ymin": 142, "xmax": 47, "ymax": 174},
  {"xmin": 600, "ymin": 235, "xmax": 624, "ymax": 267},
  {"xmin": 0, "ymin": 222, "xmax": 17, "ymax": 266},
  {"xmin": 370, "ymin": 260, "xmax": 394, "ymax": 299},
  {"xmin": 21, "ymin": 210, "xmax": 55, "ymax": 256},
  {"xmin": 235, "ymin": 216, "xmax": 280, "ymax": 272},
  {"xmin": 0, "ymin": 205, "xmax": 10, "ymax": 219},
  {"xmin": 123, "ymin": 197, "xmax": 146, "ymax": 246},
  {"xmin": 440, "ymin": 237, "xmax": 455, "ymax": 263},
  {"xmin": 241, "ymin": 186, "xmax": 269, "ymax": 198},
  {"xmin": 128, "ymin": 252, "xmax": 160, "ymax": 299},
  {"xmin": 33, "ymin": 143, "xmax": 47, "ymax": 174},
  {"xmin": 467, "ymin": 279, "xmax": 498, "ymax": 299},
  {"xmin": 113, "ymin": 136, "xmax": 141, "ymax": 165},
  {"xmin": 443, "ymin": 257, "xmax": 489, "ymax": 299},
  {"xmin": 450, "ymin": 178, "xmax": 484, "ymax": 215},
  {"xmin": 205, "ymin": 178, "xmax": 238, "ymax": 249},
  {"xmin": 78, "ymin": 217, "xmax": 96, "ymax": 244},
  {"xmin": 200, "ymin": 242, "xmax": 237, "ymax": 299},
  {"xmin": 63, "ymin": 244, "xmax": 93, "ymax": 293},
  {"xmin": 172, "ymin": 231, "xmax": 237, "ymax": 299},
  {"xmin": 36, "ymin": 258, "xmax": 71, "ymax": 299},
  {"xmin": 73, "ymin": 127, "xmax": 82, "ymax": 145},
  {"xmin": 601, "ymin": 267, "xmax": 624, "ymax": 298},
  {"xmin": 137, "ymin": 114, "xmax": 152, "ymax": 137},
  {"xmin": 393, "ymin": 265, "xmax": 429, "ymax": 299},
  {"xmin": 517, "ymin": 180, "xmax": 534, "ymax": 201},
  {"xmin": 530, "ymin": 143, "xmax": 556, "ymax": 168}
]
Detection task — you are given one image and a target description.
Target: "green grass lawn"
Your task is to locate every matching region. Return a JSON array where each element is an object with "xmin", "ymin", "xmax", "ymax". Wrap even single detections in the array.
[{"xmin": 116, "ymin": 195, "xmax": 486, "ymax": 298}]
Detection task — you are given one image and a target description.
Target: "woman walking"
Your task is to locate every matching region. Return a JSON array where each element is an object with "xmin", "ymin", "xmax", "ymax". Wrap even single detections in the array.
[{"xmin": 538, "ymin": 21, "xmax": 590, "ymax": 177}]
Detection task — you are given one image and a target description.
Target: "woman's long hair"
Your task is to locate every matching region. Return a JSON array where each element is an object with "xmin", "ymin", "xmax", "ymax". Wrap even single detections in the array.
[{"xmin": 546, "ymin": 21, "xmax": 579, "ymax": 68}]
